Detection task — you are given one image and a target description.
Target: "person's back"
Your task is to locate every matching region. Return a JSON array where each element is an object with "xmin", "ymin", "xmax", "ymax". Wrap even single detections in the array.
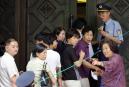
[
  {"xmin": 61, "ymin": 44, "xmax": 79, "ymax": 80},
  {"xmin": 61, "ymin": 29, "xmax": 85, "ymax": 87},
  {"xmin": 46, "ymin": 49, "xmax": 61, "ymax": 78}
]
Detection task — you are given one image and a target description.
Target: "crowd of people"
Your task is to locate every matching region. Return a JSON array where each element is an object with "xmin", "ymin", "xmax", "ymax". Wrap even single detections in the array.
[{"xmin": 0, "ymin": 3, "xmax": 126, "ymax": 87}]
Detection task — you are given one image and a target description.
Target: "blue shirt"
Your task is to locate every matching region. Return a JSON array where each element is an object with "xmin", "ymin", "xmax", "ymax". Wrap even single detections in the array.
[{"xmin": 98, "ymin": 18, "xmax": 123, "ymax": 41}]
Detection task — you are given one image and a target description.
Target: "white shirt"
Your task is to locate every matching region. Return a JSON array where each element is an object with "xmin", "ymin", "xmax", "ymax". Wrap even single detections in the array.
[
  {"xmin": 0, "ymin": 52, "xmax": 19, "ymax": 87},
  {"xmin": 30, "ymin": 52, "xmax": 34, "ymax": 60},
  {"xmin": 46, "ymin": 49, "xmax": 61, "ymax": 78},
  {"xmin": 78, "ymin": 31, "xmax": 83, "ymax": 39},
  {"xmin": 26, "ymin": 58, "xmax": 50, "ymax": 87},
  {"xmin": 88, "ymin": 43, "xmax": 94, "ymax": 58},
  {"xmin": 88, "ymin": 43, "xmax": 98, "ymax": 80}
]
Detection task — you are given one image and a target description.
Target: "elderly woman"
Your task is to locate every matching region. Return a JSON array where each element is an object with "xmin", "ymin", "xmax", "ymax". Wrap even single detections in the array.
[{"xmin": 92, "ymin": 41, "xmax": 126, "ymax": 87}]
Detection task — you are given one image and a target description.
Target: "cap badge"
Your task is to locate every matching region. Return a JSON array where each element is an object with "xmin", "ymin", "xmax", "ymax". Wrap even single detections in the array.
[{"xmin": 99, "ymin": 5, "xmax": 102, "ymax": 8}]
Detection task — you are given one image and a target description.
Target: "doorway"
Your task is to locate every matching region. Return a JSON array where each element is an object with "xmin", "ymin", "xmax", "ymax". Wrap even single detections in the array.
[{"xmin": 77, "ymin": 0, "xmax": 87, "ymax": 19}]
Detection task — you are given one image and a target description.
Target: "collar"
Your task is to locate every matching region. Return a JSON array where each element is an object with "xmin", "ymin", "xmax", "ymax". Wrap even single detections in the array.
[
  {"xmin": 88, "ymin": 42, "xmax": 92, "ymax": 45},
  {"xmin": 66, "ymin": 44, "xmax": 73, "ymax": 47},
  {"xmin": 81, "ymin": 39, "xmax": 89, "ymax": 45},
  {"xmin": 36, "ymin": 57, "xmax": 45, "ymax": 62},
  {"xmin": 105, "ymin": 18, "xmax": 112, "ymax": 26},
  {"xmin": 4, "ymin": 52, "xmax": 14, "ymax": 60}
]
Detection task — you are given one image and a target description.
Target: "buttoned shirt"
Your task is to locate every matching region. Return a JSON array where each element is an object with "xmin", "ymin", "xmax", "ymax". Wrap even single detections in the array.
[
  {"xmin": 98, "ymin": 18, "xmax": 123, "ymax": 42},
  {"xmin": 75, "ymin": 39, "xmax": 90, "ymax": 78}
]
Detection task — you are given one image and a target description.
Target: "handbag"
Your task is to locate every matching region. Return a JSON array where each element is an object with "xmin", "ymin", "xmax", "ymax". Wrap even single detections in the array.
[{"xmin": 40, "ymin": 62, "xmax": 51, "ymax": 87}]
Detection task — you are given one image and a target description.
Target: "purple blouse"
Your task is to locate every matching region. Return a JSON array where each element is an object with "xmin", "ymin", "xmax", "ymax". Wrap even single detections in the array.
[{"xmin": 102, "ymin": 53, "xmax": 126, "ymax": 87}]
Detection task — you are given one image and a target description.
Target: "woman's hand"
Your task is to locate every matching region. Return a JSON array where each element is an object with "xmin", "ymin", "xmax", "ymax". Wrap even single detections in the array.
[{"xmin": 92, "ymin": 60, "xmax": 100, "ymax": 66}]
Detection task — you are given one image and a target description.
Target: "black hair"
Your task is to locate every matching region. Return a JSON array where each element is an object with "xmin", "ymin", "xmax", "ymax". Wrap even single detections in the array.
[
  {"xmin": 53, "ymin": 26, "xmax": 65, "ymax": 36},
  {"xmin": 101, "ymin": 40, "xmax": 119, "ymax": 54},
  {"xmin": 48, "ymin": 34, "xmax": 57, "ymax": 45},
  {"xmin": 72, "ymin": 18, "xmax": 87, "ymax": 30},
  {"xmin": 0, "ymin": 41, "xmax": 5, "ymax": 56},
  {"xmin": 66, "ymin": 29, "xmax": 80, "ymax": 41},
  {"xmin": 41, "ymin": 33, "xmax": 50, "ymax": 45},
  {"xmin": 32, "ymin": 44, "xmax": 47, "ymax": 57},
  {"xmin": 82, "ymin": 26, "xmax": 93, "ymax": 36},
  {"xmin": 34, "ymin": 33, "xmax": 51, "ymax": 45},
  {"xmin": 34, "ymin": 33, "xmax": 44, "ymax": 41}
]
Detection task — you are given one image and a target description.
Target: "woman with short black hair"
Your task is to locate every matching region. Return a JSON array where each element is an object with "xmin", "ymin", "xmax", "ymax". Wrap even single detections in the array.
[{"xmin": 27, "ymin": 44, "xmax": 56, "ymax": 87}]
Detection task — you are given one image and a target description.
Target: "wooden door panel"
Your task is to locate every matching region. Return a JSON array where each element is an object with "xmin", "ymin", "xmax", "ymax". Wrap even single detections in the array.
[
  {"xmin": 0, "ymin": 0, "xmax": 15, "ymax": 41},
  {"xmin": 27, "ymin": 0, "xmax": 76, "ymax": 60},
  {"xmin": 0, "ymin": 0, "xmax": 15, "ymax": 56}
]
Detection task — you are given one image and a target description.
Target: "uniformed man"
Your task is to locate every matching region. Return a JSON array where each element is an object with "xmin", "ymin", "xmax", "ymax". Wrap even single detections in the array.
[
  {"xmin": 97, "ymin": 3, "xmax": 123, "ymax": 45},
  {"xmin": 96, "ymin": 3, "xmax": 124, "ymax": 87},
  {"xmin": 96, "ymin": 3, "xmax": 124, "ymax": 61}
]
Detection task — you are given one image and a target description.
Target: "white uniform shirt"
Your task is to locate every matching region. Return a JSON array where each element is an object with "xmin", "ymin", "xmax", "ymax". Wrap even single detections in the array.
[
  {"xmin": 98, "ymin": 18, "xmax": 123, "ymax": 42},
  {"xmin": 46, "ymin": 49, "xmax": 61, "ymax": 78},
  {"xmin": 0, "ymin": 52, "xmax": 19, "ymax": 87}
]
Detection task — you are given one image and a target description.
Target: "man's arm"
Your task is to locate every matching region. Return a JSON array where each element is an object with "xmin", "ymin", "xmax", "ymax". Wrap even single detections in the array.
[
  {"xmin": 99, "ymin": 30, "xmax": 123, "ymax": 45},
  {"xmin": 11, "ymin": 75, "xmax": 17, "ymax": 87},
  {"xmin": 82, "ymin": 59, "xmax": 101, "ymax": 72},
  {"xmin": 47, "ymin": 70, "xmax": 56, "ymax": 85},
  {"xmin": 74, "ymin": 50, "xmax": 85, "ymax": 67},
  {"xmin": 56, "ymin": 67, "xmax": 62, "ymax": 87}
]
